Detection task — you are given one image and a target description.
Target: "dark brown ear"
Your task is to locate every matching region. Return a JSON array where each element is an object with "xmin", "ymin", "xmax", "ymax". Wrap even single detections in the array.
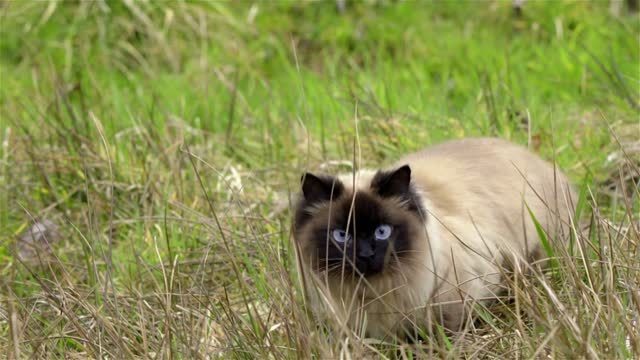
[
  {"xmin": 301, "ymin": 173, "xmax": 343, "ymax": 204},
  {"xmin": 372, "ymin": 165, "xmax": 411, "ymax": 197}
]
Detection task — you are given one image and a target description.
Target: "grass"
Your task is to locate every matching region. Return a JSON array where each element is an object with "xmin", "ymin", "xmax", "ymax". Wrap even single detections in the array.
[{"xmin": 0, "ymin": 0, "xmax": 638, "ymax": 358}]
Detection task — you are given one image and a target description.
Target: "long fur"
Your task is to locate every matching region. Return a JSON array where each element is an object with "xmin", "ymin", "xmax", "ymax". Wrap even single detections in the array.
[{"xmin": 294, "ymin": 138, "xmax": 576, "ymax": 338}]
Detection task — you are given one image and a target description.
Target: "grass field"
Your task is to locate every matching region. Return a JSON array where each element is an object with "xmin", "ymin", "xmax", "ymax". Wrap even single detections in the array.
[{"xmin": 1, "ymin": 0, "xmax": 639, "ymax": 358}]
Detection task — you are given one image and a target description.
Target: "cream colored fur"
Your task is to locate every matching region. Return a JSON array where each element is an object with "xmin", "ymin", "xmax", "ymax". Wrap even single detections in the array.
[{"xmin": 302, "ymin": 138, "xmax": 576, "ymax": 338}]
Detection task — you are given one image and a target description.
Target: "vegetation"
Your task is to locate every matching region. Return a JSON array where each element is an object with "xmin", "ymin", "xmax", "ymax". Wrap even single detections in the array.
[{"xmin": 1, "ymin": 0, "xmax": 638, "ymax": 358}]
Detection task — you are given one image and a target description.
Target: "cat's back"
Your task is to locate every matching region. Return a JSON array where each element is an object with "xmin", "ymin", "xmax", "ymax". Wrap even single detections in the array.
[
  {"xmin": 398, "ymin": 137, "xmax": 572, "ymax": 203},
  {"xmin": 397, "ymin": 137, "xmax": 575, "ymax": 254},
  {"xmin": 400, "ymin": 137, "xmax": 548, "ymax": 178}
]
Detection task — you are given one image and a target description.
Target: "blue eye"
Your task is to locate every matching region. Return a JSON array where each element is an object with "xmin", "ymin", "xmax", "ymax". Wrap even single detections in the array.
[
  {"xmin": 374, "ymin": 224, "xmax": 392, "ymax": 241},
  {"xmin": 332, "ymin": 229, "xmax": 351, "ymax": 243}
]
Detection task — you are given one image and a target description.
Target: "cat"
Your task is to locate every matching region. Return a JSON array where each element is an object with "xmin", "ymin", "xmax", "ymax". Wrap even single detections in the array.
[{"xmin": 293, "ymin": 137, "xmax": 577, "ymax": 339}]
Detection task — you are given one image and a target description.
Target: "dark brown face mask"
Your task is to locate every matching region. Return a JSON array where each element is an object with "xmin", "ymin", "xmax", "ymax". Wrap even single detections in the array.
[{"xmin": 295, "ymin": 165, "xmax": 426, "ymax": 277}]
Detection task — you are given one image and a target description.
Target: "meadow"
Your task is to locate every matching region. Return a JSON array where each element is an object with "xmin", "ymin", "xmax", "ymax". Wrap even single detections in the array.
[{"xmin": 0, "ymin": 0, "xmax": 639, "ymax": 358}]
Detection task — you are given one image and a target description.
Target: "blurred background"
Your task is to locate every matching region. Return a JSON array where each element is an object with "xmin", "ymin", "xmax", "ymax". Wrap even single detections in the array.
[{"xmin": 1, "ymin": 1, "xmax": 639, "ymax": 358}]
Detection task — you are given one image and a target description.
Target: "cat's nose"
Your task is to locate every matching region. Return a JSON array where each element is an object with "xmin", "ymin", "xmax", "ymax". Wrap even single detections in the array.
[{"xmin": 357, "ymin": 243, "xmax": 375, "ymax": 259}]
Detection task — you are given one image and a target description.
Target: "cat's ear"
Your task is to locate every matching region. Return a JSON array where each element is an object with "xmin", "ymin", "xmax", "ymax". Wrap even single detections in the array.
[
  {"xmin": 372, "ymin": 165, "xmax": 411, "ymax": 197},
  {"xmin": 301, "ymin": 173, "xmax": 343, "ymax": 204}
]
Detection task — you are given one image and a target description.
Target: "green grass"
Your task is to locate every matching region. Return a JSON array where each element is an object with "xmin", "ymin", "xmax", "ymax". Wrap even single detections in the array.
[{"xmin": 1, "ymin": 0, "xmax": 639, "ymax": 358}]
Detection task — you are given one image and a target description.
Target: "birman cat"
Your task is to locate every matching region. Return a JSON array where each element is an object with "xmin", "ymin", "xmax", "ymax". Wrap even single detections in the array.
[{"xmin": 293, "ymin": 137, "xmax": 576, "ymax": 338}]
